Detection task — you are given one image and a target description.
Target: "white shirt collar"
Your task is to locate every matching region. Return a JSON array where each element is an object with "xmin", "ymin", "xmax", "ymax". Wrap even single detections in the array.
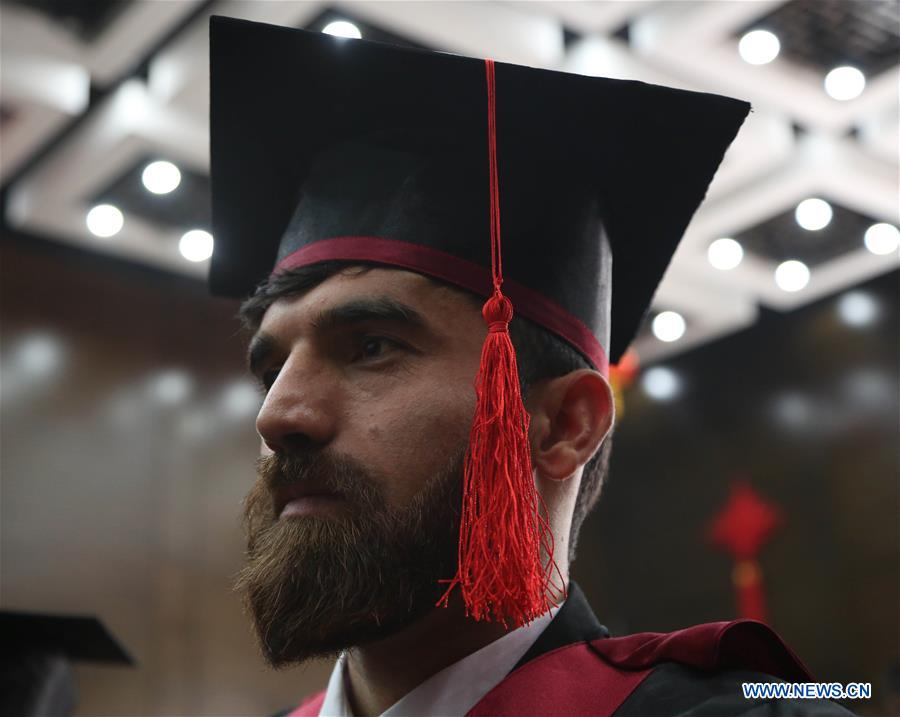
[{"xmin": 318, "ymin": 602, "xmax": 562, "ymax": 717}]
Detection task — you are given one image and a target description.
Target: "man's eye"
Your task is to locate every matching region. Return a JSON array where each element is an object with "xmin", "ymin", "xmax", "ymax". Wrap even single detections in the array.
[{"xmin": 357, "ymin": 336, "xmax": 400, "ymax": 361}]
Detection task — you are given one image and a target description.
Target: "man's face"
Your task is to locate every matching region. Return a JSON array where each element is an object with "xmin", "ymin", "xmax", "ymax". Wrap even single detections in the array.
[{"xmin": 235, "ymin": 267, "xmax": 486, "ymax": 667}]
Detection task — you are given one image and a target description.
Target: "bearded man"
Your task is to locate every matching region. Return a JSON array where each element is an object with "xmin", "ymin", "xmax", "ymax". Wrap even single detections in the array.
[{"xmin": 209, "ymin": 15, "xmax": 853, "ymax": 717}]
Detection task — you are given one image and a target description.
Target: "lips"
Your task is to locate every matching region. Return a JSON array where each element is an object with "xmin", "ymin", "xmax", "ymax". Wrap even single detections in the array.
[{"xmin": 273, "ymin": 484, "xmax": 344, "ymax": 517}]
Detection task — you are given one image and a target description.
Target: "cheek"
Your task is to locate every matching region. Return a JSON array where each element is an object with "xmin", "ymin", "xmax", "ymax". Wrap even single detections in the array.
[{"xmin": 348, "ymin": 376, "xmax": 475, "ymax": 507}]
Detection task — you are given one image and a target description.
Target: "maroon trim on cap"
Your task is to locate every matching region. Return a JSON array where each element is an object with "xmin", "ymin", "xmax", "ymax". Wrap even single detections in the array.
[{"xmin": 274, "ymin": 236, "xmax": 608, "ymax": 375}]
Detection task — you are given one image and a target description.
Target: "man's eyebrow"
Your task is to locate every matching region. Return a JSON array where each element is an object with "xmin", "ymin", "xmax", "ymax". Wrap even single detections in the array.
[
  {"xmin": 246, "ymin": 296, "xmax": 430, "ymax": 375},
  {"xmin": 309, "ymin": 297, "xmax": 428, "ymax": 333}
]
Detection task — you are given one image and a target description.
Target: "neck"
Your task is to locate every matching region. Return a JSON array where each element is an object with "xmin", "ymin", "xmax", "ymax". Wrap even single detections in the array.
[{"xmin": 343, "ymin": 579, "xmax": 568, "ymax": 717}]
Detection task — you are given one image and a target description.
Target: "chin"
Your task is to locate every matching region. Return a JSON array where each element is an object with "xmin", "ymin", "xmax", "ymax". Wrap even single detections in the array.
[{"xmin": 257, "ymin": 599, "xmax": 433, "ymax": 668}]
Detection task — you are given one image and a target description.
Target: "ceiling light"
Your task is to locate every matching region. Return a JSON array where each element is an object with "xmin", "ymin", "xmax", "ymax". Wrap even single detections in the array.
[
  {"xmin": 86, "ymin": 204, "xmax": 123, "ymax": 238},
  {"xmin": 843, "ymin": 369, "xmax": 894, "ymax": 408},
  {"xmin": 222, "ymin": 380, "xmax": 262, "ymax": 419},
  {"xmin": 179, "ymin": 230, "xmax": 214, "ymax": 262},
  {"xmin": 15, "ymin": 332, "xmax": 64, "ymax": 378},
  {"xmin": 179, "ymin": 410, "xmax": 212, "ymax": 440},
  {"xmin": 774, "ymin": 260, "xmax": 810, "ymax": 292},
  {"xmin": 113, "ymin": 80, "xmax": 150, "ymax": 129},
  {"xmin": 864, "ymin": 223, "xmax": 900, "ymax": 256},
  {"xmin": 323, "ymin": 20, "xmax": 362, "ymax": 39},
  {"xmin": 837, "ymin": 291, "xmax": 879, "ymax": 327},
  {"xmin": 773, "ymin": 393, "xmax": 812, "ymax": 428},
  {"xmin": 794, "ymin": 198, "xmax": 832, "ymax": 231},
  {"xmin": 642, "ymin": 367, "xmax": 680, "ymax": 401},
  {"xmin": 2, "ymin": 332, "xmax": 65, "ymax": 403},
  {"xmin": 151, "ymin": 370, "xmax": 191, "ymax": 405},
  {"xmin": 738, "ymin": 30, "xmax": 780, "ymax": 65},
  {"xmin": 651, "ymin": 311, "xmax": 686, "ymax": 342},
  {"xmin": 824, "ymin": 66, "xmax": 865, "ymax": 101},
  {"xmin": 142, "ymin": 160, "xmax": 181, "ymax": 195},
  {"xmin": 707, "ymin": 237, "xmax": 744, "ymax": 270}
]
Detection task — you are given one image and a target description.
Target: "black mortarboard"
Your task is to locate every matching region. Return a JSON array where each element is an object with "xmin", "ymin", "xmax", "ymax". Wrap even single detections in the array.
[
  {"xmin": 0, "ymin": 611, "xmax": 133, "ymax": 717},
  {"xmin": 208, "ymin": 15, "xmax": 749, "ymax": 371}
]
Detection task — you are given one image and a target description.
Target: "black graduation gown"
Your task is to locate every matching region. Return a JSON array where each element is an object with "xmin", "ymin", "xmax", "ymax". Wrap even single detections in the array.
[
  {"xmin": 277, "ymin": 580, "xmax": 855, "ymax": 716},
  {"xmin": 506, "ymin": 581, "xmax": 855, "ymax": 717}
]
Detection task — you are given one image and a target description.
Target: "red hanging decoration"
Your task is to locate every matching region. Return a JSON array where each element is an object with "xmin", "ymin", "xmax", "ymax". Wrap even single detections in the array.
[
  {"xmin": 436, "ymin": 59, "xmax": 565, "ymax": 627},
  {"xmin": 706, "ymin": 480, "xmax": 783, "ymax": 623}
]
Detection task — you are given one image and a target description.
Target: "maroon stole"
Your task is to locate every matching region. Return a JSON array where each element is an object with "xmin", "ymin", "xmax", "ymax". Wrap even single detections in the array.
[{"xmin": 288, "ymin": 619, "xmax": 811, "ymax": 717}]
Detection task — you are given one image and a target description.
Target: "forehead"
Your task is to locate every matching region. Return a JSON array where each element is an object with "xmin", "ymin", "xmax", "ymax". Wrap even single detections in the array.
[{"xmin": 258, "ymin": 266, "xmax": 480, "ymax": 334}]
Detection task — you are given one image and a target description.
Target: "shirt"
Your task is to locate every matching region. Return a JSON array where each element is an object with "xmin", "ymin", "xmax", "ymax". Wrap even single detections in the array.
[{"xmin": 317, "ymin": 601, "xmax": 563, "ymax": 717}]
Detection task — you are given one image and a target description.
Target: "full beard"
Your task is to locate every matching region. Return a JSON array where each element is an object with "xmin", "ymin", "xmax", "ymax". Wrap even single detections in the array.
[{"xmin": 234, "ymin": 447, "xmax": 464, "ymax": 668}]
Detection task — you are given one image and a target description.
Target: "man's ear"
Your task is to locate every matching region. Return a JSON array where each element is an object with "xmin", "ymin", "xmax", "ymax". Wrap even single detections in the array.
[{"xmin": 528, "ymin": 369, "xmax": 614, "ymax": 482}]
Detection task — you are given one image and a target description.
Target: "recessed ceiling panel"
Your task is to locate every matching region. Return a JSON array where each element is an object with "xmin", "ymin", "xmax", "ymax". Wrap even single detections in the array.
[
  {"xmin": 88, "ymin": 155, "xmax": 211, "ymax": 234},
  {"xmin": 8, "ymin": 0, "xmax": 135, "ymax": 43},
  {"xmin": 740, "ymin": 0, "xmax": 900, "ymax": 78},
  {"xmin": 736, "ymin": 200, "xmax": 880, "ymax": 268}
]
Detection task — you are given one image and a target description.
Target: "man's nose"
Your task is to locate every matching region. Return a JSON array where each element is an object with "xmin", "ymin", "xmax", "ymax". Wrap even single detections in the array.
[{"xmin": 255, "ymin": 352, "xmax": 338, "ymax": 453}]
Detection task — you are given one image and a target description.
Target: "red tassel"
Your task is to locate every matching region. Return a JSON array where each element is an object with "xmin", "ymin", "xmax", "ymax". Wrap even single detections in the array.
[{"xmin": 436, "ymin": 59, "xmax": 565, "ymax": 627}]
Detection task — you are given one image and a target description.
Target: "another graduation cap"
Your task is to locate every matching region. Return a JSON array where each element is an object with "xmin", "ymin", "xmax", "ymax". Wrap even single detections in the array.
[
  {"xmin": 208, "ymin": 15, "xmax": 750, "ymax": 627},
  {"xmin": 0, "ymin": 611, "xmax": 134, "ymax": 717}
]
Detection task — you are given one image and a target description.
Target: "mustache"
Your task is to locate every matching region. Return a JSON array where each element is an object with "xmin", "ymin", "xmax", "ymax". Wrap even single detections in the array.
[{"xmin": 256, "ymin": 451, "xmax": 384, "ymax": 503}]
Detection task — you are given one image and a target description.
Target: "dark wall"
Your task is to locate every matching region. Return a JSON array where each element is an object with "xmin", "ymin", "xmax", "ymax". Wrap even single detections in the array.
[
  {"xmin": 1, "ymin": 232, "xmax": 334, "ymax": 716},
  {"xmin": 574, "ymin": 268, "xmax": 899, "ymax": 713}
]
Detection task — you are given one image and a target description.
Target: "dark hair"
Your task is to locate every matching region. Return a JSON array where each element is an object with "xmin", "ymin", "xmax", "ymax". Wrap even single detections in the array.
[{"xmin": 238, "ymin": 262, "xmax": 613, "ymax": 564}]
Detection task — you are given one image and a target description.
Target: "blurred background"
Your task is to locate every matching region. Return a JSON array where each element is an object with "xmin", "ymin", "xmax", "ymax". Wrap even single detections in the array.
[{"xmin": 1, "ymin": 1, "xmax": 898, "ymax": 715}]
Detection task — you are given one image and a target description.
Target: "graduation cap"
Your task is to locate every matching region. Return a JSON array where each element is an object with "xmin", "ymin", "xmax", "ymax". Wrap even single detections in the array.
[
  {"xmin": 0, "ymin": 611, "xmax": 134, "ymax": 717},
  {"xmin": 208, "ymin": 16, "xmax": 750, "ymax": 627}
]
